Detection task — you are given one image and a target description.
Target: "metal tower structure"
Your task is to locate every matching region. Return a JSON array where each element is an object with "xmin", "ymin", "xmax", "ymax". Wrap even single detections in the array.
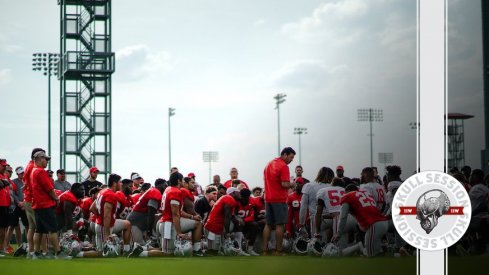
[
  {"xmin": 447, "ymin": 113, "xmax": 473, "ymax": 169},
  {"xmin": 59, "ymin": 0, "xmax": 115, "ymax": 183}
]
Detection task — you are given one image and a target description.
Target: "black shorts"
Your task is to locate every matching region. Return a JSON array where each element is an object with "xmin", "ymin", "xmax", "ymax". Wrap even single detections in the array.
[
  {"xmin": 34, "ymin": 207, "xmax": 58, "ymax": 234},
  {"xmin": 7, "ymin": 207, "xmax": 20, "ymax": 227},
  {"xmin": 265, "ymin": 203, "xmax": 288, "ymax": 225},
  {"xmin": 0, "ymin": 206, "xmax": 8, "ymax": 228}
]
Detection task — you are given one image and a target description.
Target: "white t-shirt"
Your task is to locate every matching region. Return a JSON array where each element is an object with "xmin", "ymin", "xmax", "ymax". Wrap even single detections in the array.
[
  {"xmin": 316, "ymin": 186, "xmax": 345, "ymax": 214},
  {"xmin": 469, "ymin": 184, "xmax": 489, "ymax": 214},
  {"xmin": 299, "ymin": 182, "xmax": 330, "ymax": 223}
]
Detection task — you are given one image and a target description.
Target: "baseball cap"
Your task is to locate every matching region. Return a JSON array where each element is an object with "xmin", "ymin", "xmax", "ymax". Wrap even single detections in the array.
[
  {"xmin": 336, "ymin": 165, "xmax": 344, "ymax": 170},
  {"xmin": 0, "ymin": 159, "xmax": 8, "ymax": 166},
  {"xmin": 89, "ymin": 167, "xmax": 99, "ymax": 173},
  {"xmin": 131, "ymin": 173, "xmax": 142, "ymax": 180},
  {"xmin": 226, "ymin": 187, "xmax": 239, "ymax": 195},
  {"xmin": 15, "ymin": 166, "xmax": 25, "ymax": 174},
  {"xmin": 33, "ymin": 151, "xmax": 51, "ymax": 160},
  {"xmin": 188, "ymin": 172, "xmax": 196, "ymax": 178}
]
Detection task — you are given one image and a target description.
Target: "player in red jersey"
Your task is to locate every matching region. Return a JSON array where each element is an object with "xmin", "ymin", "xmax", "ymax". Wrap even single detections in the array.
[
  {"xmin": 235, "ymin": 188, "xmax": 260, "ymax": 256},
  {"xmin": 131, "ymin": 183, "xmax": 151, "ymax": 205},
  {"xmin": 56, "ymin": 183, "xmax": 84, "ymax": 235},
  {"xmin": 127, "ymin": 178, "xmax": 167, "ymax": 246},
  {"xmin": 159, "ymin": 172, "xmax": 203, "ymax": 256},
  {"xmin": 0, "ymin": 158, "xmax": 11, "ymax": 257},
  {"xmin": 223, "ymin": 167, "xmax": 250, "ymax": 189},
  {"xmin": 115, "ymin": 179, "xmax": 134, "ymax": 220},
  {"xmin": 79, "ymin": 187, "xmax": 101, "ymax": 241},
  {"xmin": 286, "ymin": 178, "xmax": 304, "ymax": 237},
  {"xmin": 332, "ymin": 183, "xmax": 388, "ymax": 257},
  {"xmin": 182, "ymin": 177, "xmax": 199, "ymax": 217},
  {"xmin": 91, "ymin": 174, "xmax": 131, "ymax": 255},
  {"xmin": 204, "ymin": 187, "xmax": 241, "ymax": 254}
]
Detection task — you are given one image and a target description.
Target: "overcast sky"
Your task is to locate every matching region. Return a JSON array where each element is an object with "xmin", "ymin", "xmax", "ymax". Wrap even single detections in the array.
[{"xmin": 0, "ymin": 0, "xmax": 483, "ymax": 187}]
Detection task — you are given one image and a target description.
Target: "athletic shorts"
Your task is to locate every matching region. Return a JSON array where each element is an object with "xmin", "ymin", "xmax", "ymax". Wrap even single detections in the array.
[
  {"xmin": 0, "ymin": 206, "xmax": 8, "ymax": 228},
  {"xmin": 265, "ymin": 203, "xmax": 287, "ymax": 225},
  {"xmin": 24, "ymin": 202, "xmax": 36, "ymax": 230},
  {"xmin": 205, "ymin": 230, "xmax": 223, "ymax": 251},
  {"xmin": 127, "ymin": 211, "xmax": 149, "ymax": 231},
  {"xmin": 7, "ymin": 207, "xmax": 20, "ymax": 227},
  {"xmin": 34, "ymin": 207, "xmax": 58, "ymax": 234},
  {"xmin": 159, "ymin": 218, "xmax": 197, "ymax": 253}
]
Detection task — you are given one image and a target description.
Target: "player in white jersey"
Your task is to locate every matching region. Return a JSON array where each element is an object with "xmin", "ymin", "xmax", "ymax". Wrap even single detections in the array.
[
  {"xmin": 315, "ymin": 178, "xmax": 356, "ymax": 248},
  {"xmin": 383, "ymin": 165, "xmax": 402, "ymax": 216},
  {"xmin": 299, "ymin": 167, "xmax": 334, "ymax": 237},
  {"xmin": 468, "ymin": 169, "xmax": 489, "ymax": 232},
  {"xmin": 359, "ymin": 167, "xmax": 386, "ymax": 213}
]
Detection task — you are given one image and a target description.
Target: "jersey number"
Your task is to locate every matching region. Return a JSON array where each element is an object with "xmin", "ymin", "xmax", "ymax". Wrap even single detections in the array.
[
  {"xmin": 356, "ymin": 191, "xmax": 376, "ymax": 208},
  {"xmin": 328, "ymin": 190, "xmax": 345, "ymax": 207}
]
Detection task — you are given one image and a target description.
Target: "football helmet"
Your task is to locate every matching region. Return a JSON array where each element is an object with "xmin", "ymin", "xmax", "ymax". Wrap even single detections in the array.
[
  {"xmin": 293, "ymin": 235, "xmax": 309, "ymax": 255},
  {"xmin": 322, "ymin": 243, "xmax": 340, "ymax": 257},
  {"xmin": 59, "ymin": 234, "xmax": 82, "ymax": 257},
  {"xmin": 221, "ymin": 237, "xmax": 241, "ymax": 256},
  {"xmin": 102, "ymin": 234, "xmax": 121, "ymax": 257},
  {"xmin": 174, "ymin": 238, "xmax": 193, "ymax": 257},
  {"xmin": 307, "ymin": 238, "xmax": 326, "ymax": 256}
]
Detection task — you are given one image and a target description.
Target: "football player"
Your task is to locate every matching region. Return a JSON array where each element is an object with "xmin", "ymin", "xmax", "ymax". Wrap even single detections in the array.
[
  {"xmin": 91, "ymin": 174, "xmax": 132, "ymax": 255},
  {"xmin": 158, "ymin": 172, "xmax": 204, "ymax": 256},
  {"xmin": 195, "ymin": 185, "xmax": 218, "ymax": 224},
  {"xmin": 182, "ymin": 177, "xmax": 199, "ymax": 217},
  {"xmin": 56, "ymin": 183, "xmax": 84, "ymax": 235},
  {"xmin": 115, "ymin": 179, "xmax": 134, "ymax": 220},
  {"xmin": 286, "ymin": 178, "xmax": 303, "ymax": 237},
  {"xmin": 204, "ymin": 187, "xmax": 241, "ymax": 254},
  {"xmin": 235, "ymin": 188, "xmax": 260, "ymax": 256},
  {"xmin": 127, "ymin": 178, "xmax": 167, "ymax": 246},
  {"xmin": 359, "ymin": 167, "xmax": 386, "ymax": 213},
  {"xmin": 332, "ymin": 184, "xmax": 388, "ymax": 257}
]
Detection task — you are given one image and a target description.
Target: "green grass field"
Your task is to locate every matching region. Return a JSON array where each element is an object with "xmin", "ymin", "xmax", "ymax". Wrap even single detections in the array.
[{"xmin": 2, "ymin": 254, "xmax": 487, "ymax": 275}]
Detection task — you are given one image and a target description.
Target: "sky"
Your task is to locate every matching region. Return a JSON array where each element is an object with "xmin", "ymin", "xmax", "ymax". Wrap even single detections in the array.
[{"xmin": 0, "ymin": 0, "xmax": 484, "ymax": 187}]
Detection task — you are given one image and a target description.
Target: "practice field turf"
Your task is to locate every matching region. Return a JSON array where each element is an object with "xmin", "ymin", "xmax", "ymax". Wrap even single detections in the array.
[
  {"xmin": 2, "ymin": 255, "xmax": 417, "ymax": 275},
  {"xmin": 2, "ymin": 255, "xmax": 487, "ymax": 275}
]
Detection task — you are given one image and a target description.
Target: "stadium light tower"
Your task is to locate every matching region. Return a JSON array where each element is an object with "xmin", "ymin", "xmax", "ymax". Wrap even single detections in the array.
[
  {"xmin": 203, "ymin": 151, "xmax": 219, "ymax": 185},
  {"xmin": 274, "ymin": 93, "xmax": 287, "ymax": 155},
  {"xmin": 293, "ymin": 127, "xmax": 307, "ymax": 165},
  {"xmin": 32, "ymin": 52, "xmax": 59, "ymax": 169},
  {"xmin": 357, "ymin": 108, "xmax": 383, "ymax": 167},
  {"xmin": 168, "ymin": 107, "xmax": 176, "ymax": 173}
]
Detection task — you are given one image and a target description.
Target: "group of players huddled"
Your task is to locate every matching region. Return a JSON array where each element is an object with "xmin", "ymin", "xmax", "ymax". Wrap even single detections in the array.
[{"xmin": 0, "ymin": 146, "xmax": 488, "ymax": 259}]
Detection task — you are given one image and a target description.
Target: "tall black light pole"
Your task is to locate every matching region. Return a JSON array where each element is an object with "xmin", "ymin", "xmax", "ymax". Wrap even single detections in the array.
[
  {"xmin": 274, "ymin": 93, "xmax": 286, "ymax": 155},
  {"xmin": 357, "ymin": 108, "xmax": 383, "ymax": 167},
  {"xmin": 293, "ymin": 127, "xmax": 307, "ymax": 165},
  {"xmin": 168, "ymin": 107, "xmax": 175, "ymax": 173}
]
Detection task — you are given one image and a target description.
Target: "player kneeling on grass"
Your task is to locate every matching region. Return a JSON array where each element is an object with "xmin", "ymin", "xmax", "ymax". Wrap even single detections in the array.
[
  {"xmin": 204, "ymin": 187, "xmax": 241, "ymax": 255},
  {"xmin": 235, "ymin": 188, "xmax": 260, "ymax": 256},
  {"xmin": 91, "ymin": 174, "xmax": 132, "ymax": 256},
  {"xmin": 332, "ymin": 183, "xmax": 388, "ymax": 257},
  {"xmin": 158, "ymin": 172, "xmax": 204, "ymax": 257},
  {"xmin": 56, "ymin": 183, "xmax": 84, "ymax": 235}
]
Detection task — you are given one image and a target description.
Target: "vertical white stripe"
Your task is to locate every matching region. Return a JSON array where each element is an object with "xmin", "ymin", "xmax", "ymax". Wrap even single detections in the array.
[{"xmin": 418, "ymin": 0, "xmax": 446, "ymax": 274}]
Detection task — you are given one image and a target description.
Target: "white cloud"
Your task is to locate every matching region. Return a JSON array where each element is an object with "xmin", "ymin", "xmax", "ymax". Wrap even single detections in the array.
[
  {"xmin": 254, "ymin": 18, "xmax": 267, "ymax": 27},
  {"xmin": 115, "ymin": 44, "xmax": 176, "ymax": 81},
  {"xmin": 0, "ymin": 69, "xmax": 12, "ymax": 85}
]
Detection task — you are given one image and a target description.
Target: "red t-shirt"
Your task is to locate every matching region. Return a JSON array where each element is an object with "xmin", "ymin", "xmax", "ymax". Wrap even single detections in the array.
[
  {"xmin": 223, "ymin": 179, "xmax": 249, "ymax": 189},
  {"xmin": 95, "ymin": 188, "xmax": 118, "ymax": 227},
  {"xmin": 340, "ymin": 191, "xmax": 388, "ymax": 231},
  {"xmin": 250, "ymin": 196, "xmax": 265, "ymax": 221},
  {"xmin": 31, "ymin": 167, "xmax": 56, "ymax": 209},
  {"xmin": 132, "ymin": 188, "xmax": 162, "ymax": 213},
  {"xmin": 131, "ymin": 193, "xmax": 141, "ymax": 205},
  {"xmin": 23, "ymin": 160, "xmax": 34, "ymax": 203},
  {"xmin": 56, "ymin": 191, "xmax": 81, "ymax": 216},
  {"xmin": 286, "ymin": 192, "xmax": 302, "ymax": 234},
  {"xmin": 80, "ymin": 197, "xmax": 93, "ymax": 220},
  {"xmin": 237, "ymin": 201, "xmax": 255, "ymax": 223},
  {"xmin": 160, "ymin": 186, "xmax": 183, "ymax": 222},
  {"xmin": 0, "ymin": 174, "xmax": 10, "ymax": 207},
  {"xmin": 181, "ymin": 188, "xmax": 195, "ymax": 203},
  {"xmin": 204, "ymin": 195, "xmax": 238, "ymax": 234},
  {"xmin": 115, "ymin": 191, "xmax": 134, "ymax": 219},
  {"xmin": 264, "ymin": 158, "xmax": 290, "ymax": 203}
]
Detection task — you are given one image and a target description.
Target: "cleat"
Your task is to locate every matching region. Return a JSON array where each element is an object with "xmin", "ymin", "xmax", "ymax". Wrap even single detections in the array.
[
  {"xmin": 127, "ymin": 244, "xmax": 144, "ymax": 258},
  {"xmin": 193, "ymin": 249, "xmax": 204, "ymax": 257},
  {"xmin": 14, "ymin": 243, "xmax": 28, "ymax": 257}
]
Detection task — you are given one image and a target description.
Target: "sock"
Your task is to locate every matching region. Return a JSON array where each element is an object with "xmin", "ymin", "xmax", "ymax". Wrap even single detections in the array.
[
  {"xmin": 234, "ymin": 232, "xmax": 243, "ymax": 249},
  {"xmin": 124, "ymin": 244, "xmax": 130, "ymax": 252},
  {"xmin": 139, "ymin": 251, "xmax": 149, "ymax": 257},
  {"xmin": 193, "ymin": 242, "xmax": 202, "ymax": 251}
]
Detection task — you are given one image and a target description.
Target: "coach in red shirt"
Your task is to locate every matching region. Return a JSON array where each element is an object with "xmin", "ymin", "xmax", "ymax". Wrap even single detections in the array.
[{"xmin": 262, "ymin": 147, "xmax": 296, "ymax": 255}]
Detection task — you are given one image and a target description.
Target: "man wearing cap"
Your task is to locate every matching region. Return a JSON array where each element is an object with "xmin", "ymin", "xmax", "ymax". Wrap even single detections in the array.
[
  {"xmin": 204, "ymin": 186, "xmax": 241, "ymax": 254},
  {"xmin": 0, "ymin": 158, "xmax": 11, "ymax": 257},
  {"xmin": 187, "ymin": 172, "xmax": 203, "ymax": 198},
  {"xmin": 131, "ymin": 172, "xmax": 144, "ymax": 191},
  {"xmin": 54, "ymin": 169, "xmax": 71, "ymax": 192},
  {"xmin": 336, "ymin": 165, "xmax": 345, "ymax": 179},
  {"xmin": 262, "ymin": 147, "xmax": 296, "ymax": 255},
  {"xmin": 223, "ymin": 168, "xmax": 249, "ymax": 189},
  {"xmin": 31, "ymin": 151, "xmax": 71, "ymax": 259},
  {"xmin": 82, "ymin": 167, "xmax": 103, "ymax": 197}
]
